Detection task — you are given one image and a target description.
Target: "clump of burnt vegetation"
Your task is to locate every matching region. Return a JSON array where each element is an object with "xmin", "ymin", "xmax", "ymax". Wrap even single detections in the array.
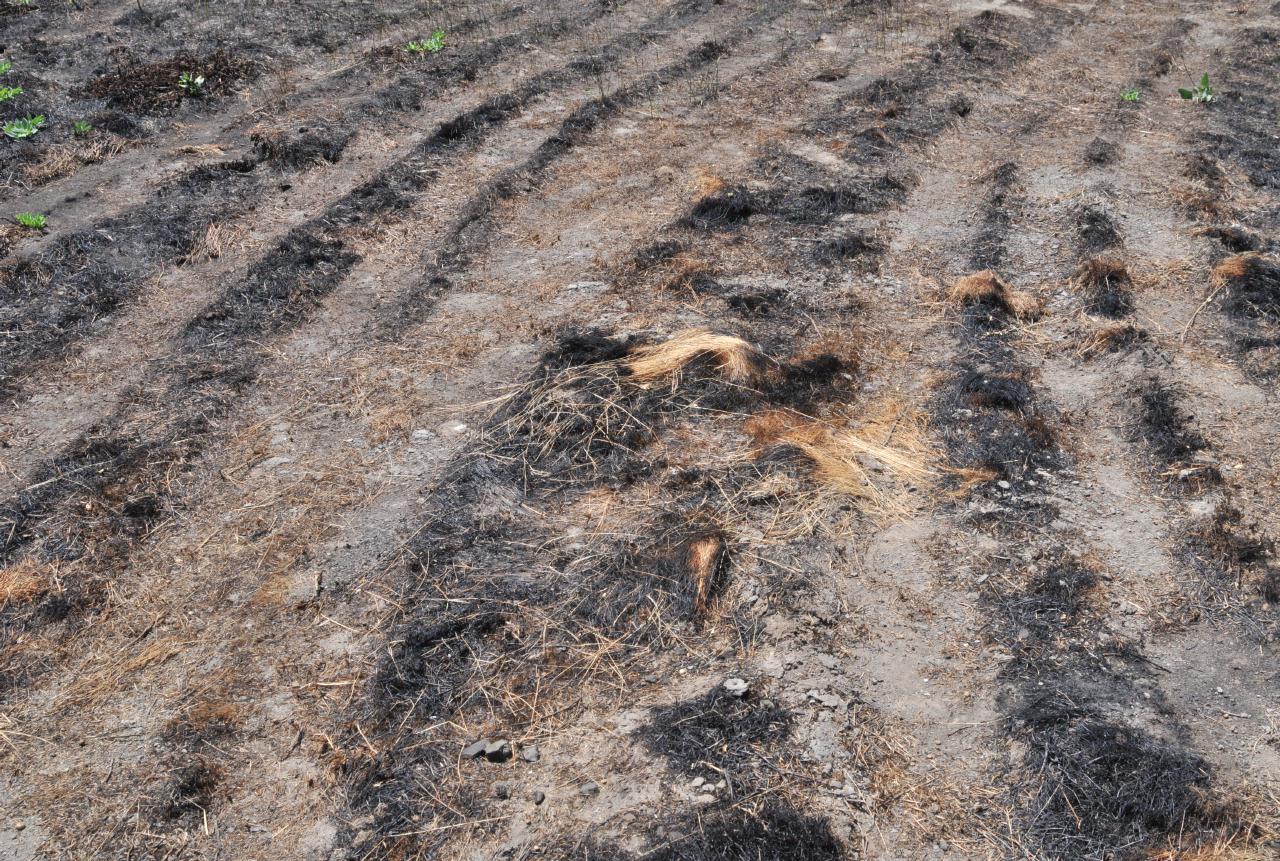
[
  {"xmin": 982, "ymin": 553, "xmax": 1264, "ymax": 858},
  {"xmin": 1133, "ymin": 377, "xmax": 1221, "ymax": 489},
  {"xmin": 635, "ymin": 685, "xmax": 792, "ymax": 782},
  {"xmin": 936, "ymin": 273, "xmax": 1059, "ymax": 503},
  {"xmin": 524, "ymin": 801, "xmax": 846, "ymax": 860},
  {"xmin": 338, "ymin": 323, "xmax": 870, "ymax": 857},
  {"xmin": 970, "ymin": 162, "xmax": 1021, "ymax": 270},
  {"xmin": 1076, "ymin": 204, "xmax": 1123, "ymax": 254},
  {"xmin": 1074, "ymin": 257, "xmax": 1134, "ymax": 318},
  {"xmin": 936, "ymin": 357, "xmax": 1061, "ymax": 497},
  {"xmin": 1182, "ymin": 503, "xmax": 1280, "ymax": 636},
  {"xmin": 251, "ymin": 122, "xmax": 354, "ymax": 169},
  {"xmin": 1213, "ymin": 253, "xmax": 1280, "ymax": 321},
  {"xmin": 83, "ymin": 50, "xmax": 257, "ymax": 114}
]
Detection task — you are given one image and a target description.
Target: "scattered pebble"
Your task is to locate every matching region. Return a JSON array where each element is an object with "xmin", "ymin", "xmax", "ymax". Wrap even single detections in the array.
[
  {"xmin": 462, "ymin": 740, "xmax": 487, "ymax": 759},
  {"xmin": 722, "ymin": 677, "xmax": 749, "ymax": 698},
  {"xmin": 520, "ymin": 744, "xmax": 540, "ymax": 763},
  {"xmin": 579, "ymin": 781, "xmax": 600, "ymax": 797},
  {"xmin": 690, "ymin": 776, "xmax": 705, "ymax": 788},
  {"xmin": 533, "ymin": 790, "xmax": 546, "ymax": 805},
  {"xmin": 484, "ymin": 740, "xmax": 513, "ymax": 763}
]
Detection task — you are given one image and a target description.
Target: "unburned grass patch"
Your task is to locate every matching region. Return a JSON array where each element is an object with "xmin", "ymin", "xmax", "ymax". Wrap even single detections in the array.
[{"xmin": 946, "ymin": 269, "xmax": 1040, "ymax": 328}]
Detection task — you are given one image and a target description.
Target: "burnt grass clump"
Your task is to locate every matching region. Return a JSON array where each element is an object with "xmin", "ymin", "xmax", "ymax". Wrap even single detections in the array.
[
  {"xmin": 1134, "ymin": 377, "xmax": 1221, "ymax": 487},
  {"xmin": 1214, "ymin": 253, "xmax": 1280, "ymax": 321},
  {"xmin": 937, "ymin": 351, "xmax": 1062, "ymax": 494},
  {"xmin": 1198, "ymin": 224, "xmax": 1263, "ymax": 253},
  {"xmin": 1182, "ymin": 504, "xmax": 1280, "ymax": 631},
  {"xmin": 970, "ymin": 162, "xmax": 1020, "ymax": 270},
  {"xmin": 251, "ymin": 122, "xmax": 355, "ymax": 168},
  {"xmin": 83, "ymin": 50, "xmax": 258, "ymax": 115},
  {"xmin": 635, "ymin": 686, "xmax": 792, "ymax": 778},
  {"xmin": 645, "ymin": 802, "xmax": 845, "ymax": 861},
  {"xmin": 815, "ymin": 231, "xmax": 885, "ymax": 268},
  {"xmin": 1075, "ymin": 257, "xmax": 1134, "ymax": 318},
  {"xmin": 524, "ymin": 802, "xmax": 846, "ymax": 861},
  {"xmin": 982, "ymin": 556, "xmax": 1252, "ymax": 858},
  {"xmin": 1084, "ymin": 136, "xmax": 1119, "ymax": 166},
  {"xmin": 1077, "ymin": 205, "xmax": 1123, "ymax": 254},
  {"xmin": 681, "ymin": 186, "xmax": 756, "ymax": 229},
  {"xmin": 155, "ymin": 760, "xmax": 222, "ymax": 823}
]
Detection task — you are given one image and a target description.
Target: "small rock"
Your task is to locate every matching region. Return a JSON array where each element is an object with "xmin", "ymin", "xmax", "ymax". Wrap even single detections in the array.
[
  {"xmin": 494, "ymin": 781, "xmax": 514, "ymax": 800},
  {"xmin": 579, "ymin": 781, "xmax": 600, "ymax": 797},
  {"xmin": 690, "ymin": 776, "xmax": 705, "ymax": 788},
  {"xmin": 997, "ymin": 480, "xmax": 1012, "ymax": 490},
  {"xmin": 723, "ymin": 677, "xmax": 749, "ymax": 698},
  {"xmin": 13, "ymin": 820, "xmax": 25, "ymax": 831},
  {"xmin": 484, "ymin": 740, "xmax": 513, "ymax": 763},
  {"xmin": 693, "ymin": 793, "xmax": 717, "ymax": 805},
  {"xmin": 520, "ymin": 744, "xmax": 540, "ymax": 763},
  {"xmin": 533, "ymin": 790, "xmax": 546, "ymax": 805},
  {"xmin": 714, "ymin": 780, "xmax": 726, "ymax": 790},
  {"xmin": 462, "ymin": 740, "xmax": 487, "ymax": 759}
]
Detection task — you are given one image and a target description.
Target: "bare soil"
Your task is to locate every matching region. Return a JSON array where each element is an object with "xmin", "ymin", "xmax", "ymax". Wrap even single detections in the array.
[{"xmin": 1, "ymin": 1, "xmax": 1278, "ymax": 859}]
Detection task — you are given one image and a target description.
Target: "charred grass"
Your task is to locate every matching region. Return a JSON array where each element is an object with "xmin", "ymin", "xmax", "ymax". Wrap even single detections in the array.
[
  {"xmin": 82, "ymin": 50, "xmax": 259, "ymax": 115},
  {"xmin": 981, "ymin": 551, "xmax": 1272, "ymax": 860},
  {"xmin": 337, "ymin": 322, "xmax": 927, "ymax": 856},
  {"xmin": 1133, "ymin": 376, "xmax": 1221, "ymax": 491},
  {"xmin": 0, "ymin": 0, "xmax": 742, "ymax": 680}
]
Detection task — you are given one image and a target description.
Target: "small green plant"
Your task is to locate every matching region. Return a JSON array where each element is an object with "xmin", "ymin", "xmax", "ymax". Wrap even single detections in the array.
[
  {"xmin": 1121, "ymin": 87, "xmax": 1140, "ymax": 102},
  {"xmin": 1179, "ymin": 73, "xmax": 1214, "ymax": 103},
  {"xmin": 407, "ymin": 29, "xmax": 446, "ymax": 54},
  {"xmin": 0, "ymin": 61, "xmax": 11, "ymax": 75},
  {"xmin": 0, "ymin": 86, "xmax": 21, "ymax": 103},
  {"xmin": 14, "ymin": 212, "xmax": 46, "ymax": 229},
  {"xmin": 178, "ymin": 71, "xmax": 205, "ymax": 95},
  {"xmin": 73, "ymin": 119, "xmax": 92, "ymax": 136},
  {"xmin": 3, "ymin": 115, "xmax": 45, "ymax": 140}
]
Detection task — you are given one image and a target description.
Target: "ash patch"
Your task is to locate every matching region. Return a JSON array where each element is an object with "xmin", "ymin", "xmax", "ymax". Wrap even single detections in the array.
[{"xmin": 635, "ymin": 685, "xmax": 792, "ymax": 777}]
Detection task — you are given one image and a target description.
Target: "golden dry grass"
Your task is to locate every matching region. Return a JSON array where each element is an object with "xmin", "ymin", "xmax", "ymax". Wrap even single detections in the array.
[
  {"xmin": 948, "ymin": 270, "xmax": 1040, "ymax": 319},
  {"xmin": 626, "ymin": 329, "xmax": 763, "ymax": 384},
  {"xmin": 22, "ymin": 138, "xmax": 127, "ymax": 186},
  {"xmin": 744, "ymin": 401, "xmax": 935, "ymax": 513},
  {"xmin": 0, "ymin": 558, "xmax": 51, "ymax": 605}
]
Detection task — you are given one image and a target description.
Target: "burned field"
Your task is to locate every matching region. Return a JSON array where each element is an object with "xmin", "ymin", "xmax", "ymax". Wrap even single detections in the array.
[{"xmin": 1, "ymin": 1, "xmax": 1280, "ymax": 860}]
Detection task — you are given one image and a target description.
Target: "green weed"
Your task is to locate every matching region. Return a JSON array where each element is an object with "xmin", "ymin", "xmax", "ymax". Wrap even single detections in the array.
[
  {"xmin": 1121, "ymin": 87, "xmax": 1140, "ymax": 102},
  {"xmin": 1178, "ymin": 73, "xmax": 1213, "ymax": 104},
  {"xmin": 0, "ymin": 86, "xmax": 21, "ymax": 103},
  {"xmin": 178, "ymin": 71, "xmax": 205, "ymax": 95},
  {"xmin": 14, "ymin": 212, "xmax": 46, "ymax": 229},
  {"xmin": 73, "ymin": 119, "xmax": 92, "ymax": 136},
  {"xmin": 3, "ymin": 115, "xmax": 45, "ymax": 140},
  {"xmin": 407, "ymin": 29, "xmax": 446, "ymax": 54}
]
